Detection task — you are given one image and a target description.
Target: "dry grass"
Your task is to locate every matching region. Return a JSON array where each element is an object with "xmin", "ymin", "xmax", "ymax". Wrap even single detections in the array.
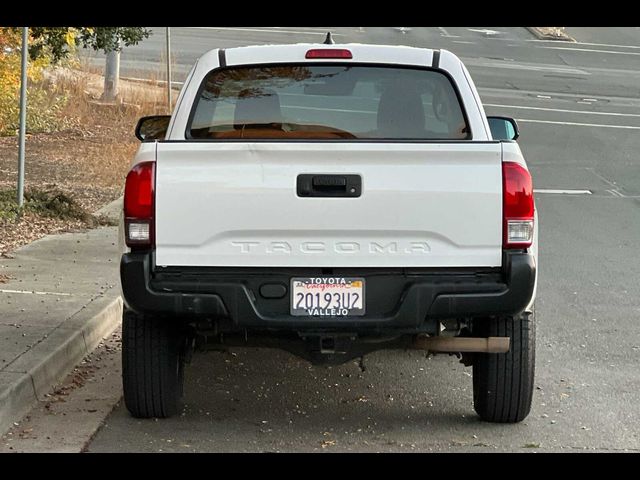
[
  {"xmin": 0, "ymin": 64, "xmax": 170, "ymax": 256},
  {"xmin": 533, "ymin": 27, "xmax": 574, "ymax": 41}
]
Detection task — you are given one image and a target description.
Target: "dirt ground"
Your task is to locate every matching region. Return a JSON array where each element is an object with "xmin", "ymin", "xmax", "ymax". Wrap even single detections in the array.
[{"xmin": 0, "ymin": 69, "xmax": 166, "ymax": 256}]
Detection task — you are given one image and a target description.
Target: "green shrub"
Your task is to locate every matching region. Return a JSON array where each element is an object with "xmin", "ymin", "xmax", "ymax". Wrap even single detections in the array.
[{"xmin": 0, "ymin": 187, "xmax": 91, "ymax": 222}]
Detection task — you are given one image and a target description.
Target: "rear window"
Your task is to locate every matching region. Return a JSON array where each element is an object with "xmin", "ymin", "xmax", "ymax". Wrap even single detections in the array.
[{"xmin": 187, "ymin": 64, "xmax": 470, "ymax": 141}]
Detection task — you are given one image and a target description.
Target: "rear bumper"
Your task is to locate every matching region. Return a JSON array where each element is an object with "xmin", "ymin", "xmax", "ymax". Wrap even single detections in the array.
[{"xmin": 120, "ymin": 252, "xmax": 536, "ymax": 333}]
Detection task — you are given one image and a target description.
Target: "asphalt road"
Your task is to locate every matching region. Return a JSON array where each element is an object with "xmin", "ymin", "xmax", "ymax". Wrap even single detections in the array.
[{"xmin": 79, "ymin": 27, "xmax": 640, "ymax": 452}]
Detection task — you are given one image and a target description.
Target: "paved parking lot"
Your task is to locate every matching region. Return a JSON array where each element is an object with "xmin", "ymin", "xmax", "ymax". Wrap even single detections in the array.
[{"xmin": 21, "ymin": 27, "xmax": 640, "ymax": 452}]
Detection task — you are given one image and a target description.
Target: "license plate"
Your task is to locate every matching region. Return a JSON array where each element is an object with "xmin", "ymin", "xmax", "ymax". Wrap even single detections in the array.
[{"xmin": 291, "ymin": 277, "xmax": 365, "ymax": 317}]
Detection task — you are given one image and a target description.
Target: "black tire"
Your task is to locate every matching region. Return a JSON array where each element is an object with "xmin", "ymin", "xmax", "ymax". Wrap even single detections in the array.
[
  {"xmin": 122, "ymin": 309, "xmax": 186, "ymax": 419},
  {"xmin": 472, "ymin": 310, "xmax": 535, "ymax": 423}
]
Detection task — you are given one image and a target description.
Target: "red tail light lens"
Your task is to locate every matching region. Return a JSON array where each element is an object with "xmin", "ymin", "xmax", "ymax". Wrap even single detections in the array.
[
  {"xmin": 305, "ymin": 49, "xmax": 353, "ymax": 59},
  {"xmin": 124, "ymin": 161, "xmax": 155, "ymax": 248},
  {"xmin": 503, "ymin": 162, "xmax": 534, "ymax": 248}
]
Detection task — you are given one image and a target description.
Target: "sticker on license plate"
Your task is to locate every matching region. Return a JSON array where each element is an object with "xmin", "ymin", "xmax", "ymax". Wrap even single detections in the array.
[{"xmin": 291, "ymin": 277, "xmax": 365, "ymax": 317}]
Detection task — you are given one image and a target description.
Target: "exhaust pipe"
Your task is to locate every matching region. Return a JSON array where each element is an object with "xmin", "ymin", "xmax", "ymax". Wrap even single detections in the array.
[{"xmin": 412, "ymin": 336, "xmax": 510, "ymax": 353}]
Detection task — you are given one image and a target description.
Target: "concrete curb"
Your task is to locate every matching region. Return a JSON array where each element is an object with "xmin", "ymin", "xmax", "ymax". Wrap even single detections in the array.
[
  {"xmin": 526, "ymin": 27, "xmax": 576, "ymax": 42},
  {"xmin": 120, "ymin": 75, "xmax": 183, "ymax": 90},
  {"xmin": 95, "ymin": 196, "xmax": 123, "ymax": 223},
  {"xmin": 0, "ymin": 295, "xmax": 122, "ymax": 436}
]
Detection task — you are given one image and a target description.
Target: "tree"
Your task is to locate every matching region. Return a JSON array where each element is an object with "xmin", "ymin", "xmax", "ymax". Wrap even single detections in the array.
[{"xmin": 11, "ymin": 27, "xmax": 152, "ymax": 62}]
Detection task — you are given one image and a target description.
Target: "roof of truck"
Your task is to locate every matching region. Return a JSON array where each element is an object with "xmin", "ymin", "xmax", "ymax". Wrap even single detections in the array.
[
  {"xmin": 196, "ymin": 43, "xmax": 460, "ymax": 71},
  {"xmin": 169, "ymin": 42, "xmax": 491, "ymax": 141}
]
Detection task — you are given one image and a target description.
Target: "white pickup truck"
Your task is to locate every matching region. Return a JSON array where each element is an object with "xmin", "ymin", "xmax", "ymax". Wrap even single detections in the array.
[{"xmin": 120, "ymin": 41, "xmax": 538, "ymax": 423}]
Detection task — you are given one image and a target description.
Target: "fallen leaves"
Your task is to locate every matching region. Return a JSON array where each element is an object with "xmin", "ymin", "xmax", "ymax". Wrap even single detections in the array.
[{"xmin": 0, "ymin": 211, "xmax": 87, "ymax": 257}]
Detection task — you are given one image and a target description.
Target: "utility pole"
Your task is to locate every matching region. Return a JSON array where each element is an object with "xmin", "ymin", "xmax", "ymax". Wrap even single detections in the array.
[
  {"xmin": 103, "ymin": 41, "xmax": 121, "ymax": 102},
  {"xmin": 166, "ymin": 27, "xmax": 172, "ymax": 112},
  {"xmin": 17, "ymin": 27, "xmax": 28, "ymax": 207}
]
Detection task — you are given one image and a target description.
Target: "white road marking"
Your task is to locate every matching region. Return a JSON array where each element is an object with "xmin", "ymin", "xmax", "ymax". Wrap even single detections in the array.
[
  {"xmin": 586, "ymin": 168, "xmax": 621, "ymax": 190},
  {"xmin": 479, "ymin": 87, "xmax": 640, "ymax": 108},
  {"xmin": 582, "ymin": 98, "xmax": 598, "ymax": 102},
  {"xmin": 468, "ymin": 29, "xmax": 502, "ymax": 36},
  {"xmin": 607, "ymin": 189, "xmax": 626, "ymax": 198},
  {"xmin": 466, "ymin": 59, "xmax": 590, "ymax": 75},
  {"xmin": 438, "ymin": 27, "xmax": 460, "ymax": 38},
  {"xmin": 0, "ymin": 289, "xmax": 72, "ymax": 296},
  {"xmin": 484, "ymin": 104, "xmax": 640, "ymax": 118},
  {"xmin": 517, "ymin": 119, "xmax": 640, "ymax": 130},
  {"xmin": 534, "ymin": 189, "xmax": 592, "ymax": 195},
  {"xmin": 528, "ymin": 39, "xmax": 640, "ymax": 50},
  {"xmin": 273, "ymin": 27, "xmax": 335, "ymax": 32},
  {"xmin": 189, "ymin": 27, "xmax": 343, "ymax": 37},
  {"xmin": 541, "ymin": 46, "xmax": 640, "ymax": 56},
  {"xmin": 436, "ymin": 27, "xmax": 460, "ymax": 38},
  {"xmin": 452, "ymin": 41, "xmax": 475, "ymax": 45},
  {"xmin": 537, "ymin": 95, "xmax": 552, "ymax": 99},
  {"xmin": 595, "ymin": 195, "xmax": 640, "ymax": 199}
]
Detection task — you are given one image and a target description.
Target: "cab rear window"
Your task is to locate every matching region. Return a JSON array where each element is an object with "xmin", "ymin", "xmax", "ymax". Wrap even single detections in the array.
[{"xmin": 187, "ymin": 64, "xmax": 470, "ymax": 141}]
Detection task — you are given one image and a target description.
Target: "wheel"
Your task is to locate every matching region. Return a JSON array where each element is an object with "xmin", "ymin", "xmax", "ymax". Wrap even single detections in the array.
[
  {"xmin": 122, "ymin": 309, "xmax": 186, "ymax": 418},
  {"xmin": 472, "ymin": 310, "xmax": 536, "ymax": 423}
]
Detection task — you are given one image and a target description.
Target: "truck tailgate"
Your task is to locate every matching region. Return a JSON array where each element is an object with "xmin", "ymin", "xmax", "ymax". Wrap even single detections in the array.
[{"xmin": 154, "ymin": 142, "xmax": 503, "ymax": 268}]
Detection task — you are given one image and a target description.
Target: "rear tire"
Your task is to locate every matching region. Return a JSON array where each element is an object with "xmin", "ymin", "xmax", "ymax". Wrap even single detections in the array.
[
  {"xmin": 472, "ymin": 311, "xmax": 535, "ymax": 423},
  {"xmin": 122, "ymin": 309, "xmax": 186, "ymax": 419}
]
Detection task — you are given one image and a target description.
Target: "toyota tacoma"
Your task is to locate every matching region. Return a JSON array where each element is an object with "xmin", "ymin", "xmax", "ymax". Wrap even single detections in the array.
[{"xmin": 120, "ymin": 41, "xmax": 538, "ymax": 423}]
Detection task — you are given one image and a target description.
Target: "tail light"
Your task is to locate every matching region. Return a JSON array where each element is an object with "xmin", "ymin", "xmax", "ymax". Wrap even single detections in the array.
[
  {"xmin": 503, "ymin": 162, "xmax": 534, "ymax": 249},
  {"xmin": 305, "ymin": 49, "xmax": 353, "ymax": 59},
  {"xmin": 124, "ymin": 161, "xmax": 155, "ymax": 248}
]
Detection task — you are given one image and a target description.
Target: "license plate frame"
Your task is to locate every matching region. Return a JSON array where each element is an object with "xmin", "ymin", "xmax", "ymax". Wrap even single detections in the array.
[{"xmin": 290, "ymin": 277, "xmax": 365, "ymax": 317}]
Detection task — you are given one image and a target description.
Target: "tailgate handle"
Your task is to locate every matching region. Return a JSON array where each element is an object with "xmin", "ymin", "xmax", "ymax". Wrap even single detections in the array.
[
  {"xmin": 297, "ymin": 174, "xmax": 361, "ymax": 198},
  {"xmin": 313, "ymin": 176, "xmax": 347, "ymax": 188}
]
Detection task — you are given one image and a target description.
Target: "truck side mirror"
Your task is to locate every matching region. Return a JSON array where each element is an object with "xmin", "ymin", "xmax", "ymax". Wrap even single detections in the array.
[
  {"xmin": 135, "ymin": 115, "xmax": 171, "ymax": 142},
  {"xmin": 487, "ymin": 116, "xmax": 519, "ymax": 141}
]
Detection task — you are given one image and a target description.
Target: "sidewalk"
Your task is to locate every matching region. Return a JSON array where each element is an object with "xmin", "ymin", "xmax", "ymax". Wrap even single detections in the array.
[{"xmin": 0, "ymin": 200, "xmax": 123, "ymax": 436}]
